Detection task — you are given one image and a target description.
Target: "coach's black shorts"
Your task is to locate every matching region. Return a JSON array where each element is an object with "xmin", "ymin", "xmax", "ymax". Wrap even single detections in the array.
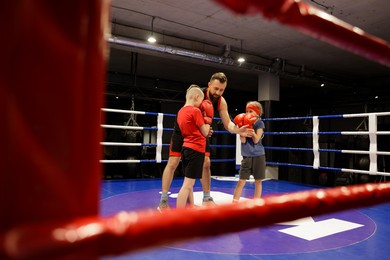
[{"xmin": 169, "ymin": 128, "xmax": 183, "ymax": 157}]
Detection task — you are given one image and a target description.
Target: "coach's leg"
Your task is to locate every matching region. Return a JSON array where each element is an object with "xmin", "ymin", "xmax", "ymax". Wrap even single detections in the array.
[
  {"xmin": 201, "ymin": 156, "xmax": 215, "ymax": 205},
  {"xmin": 158, "ymin": 156, "xmax": 180, "ymax": 211}
]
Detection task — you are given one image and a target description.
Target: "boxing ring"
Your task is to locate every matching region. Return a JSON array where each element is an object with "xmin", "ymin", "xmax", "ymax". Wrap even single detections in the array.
[
  {"xmin": 2, "ymin": 0, "xmax": 390, "ymax": 259},
  {"xmin": 98, "ymin": 107, "xmax": 390, "ymax": 260}
]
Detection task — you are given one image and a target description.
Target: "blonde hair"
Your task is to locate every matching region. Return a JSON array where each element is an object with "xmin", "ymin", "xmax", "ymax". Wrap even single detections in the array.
[{"xmin": 186, "ymin": 84, "xmax": 203, "ymax": 100}]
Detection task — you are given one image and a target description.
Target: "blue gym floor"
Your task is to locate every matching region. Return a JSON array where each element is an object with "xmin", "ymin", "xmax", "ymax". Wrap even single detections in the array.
[{"xmin": 100, "ymin": 177, "xmax": 390, "ymax": 260}]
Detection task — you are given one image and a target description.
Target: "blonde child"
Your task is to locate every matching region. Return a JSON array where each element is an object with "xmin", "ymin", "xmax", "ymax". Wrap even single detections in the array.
[{"xmin": 176, "ymin": 85, "xmax": 212, "ymax": 208}]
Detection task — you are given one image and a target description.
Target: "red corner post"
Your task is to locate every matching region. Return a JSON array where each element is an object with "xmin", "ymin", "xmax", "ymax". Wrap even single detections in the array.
[{"xmin": 1, "ymin": 1, "xmax": 110, "ymax": 258}]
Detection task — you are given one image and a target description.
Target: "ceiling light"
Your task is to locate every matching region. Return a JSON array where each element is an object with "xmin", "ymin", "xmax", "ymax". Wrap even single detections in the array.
[
  {"xmin": 237, "ymin": 40, "xmax": 245, "ymax": 63},
  {"xmin": 147, "ymin": 17, "xmax": 157, "ymax": 43},
  {"xmin": 147, "ymin": 36, "xmax": 156, "ymax": 43},
  {"xmin": 320, "ymin": 83, "xmax": 325, "ymax": 87}
]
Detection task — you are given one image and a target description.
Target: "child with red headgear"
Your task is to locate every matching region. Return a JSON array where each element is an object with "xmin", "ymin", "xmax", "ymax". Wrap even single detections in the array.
[{"xmin": 233, "ymin": 101, "xmax": 265, "ymax": 202}]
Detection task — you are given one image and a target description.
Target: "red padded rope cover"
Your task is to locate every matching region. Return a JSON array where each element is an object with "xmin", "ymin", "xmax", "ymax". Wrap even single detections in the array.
[
  {"xmin": 3, "ymin": 182, "xmax": 390, "ymax": 259},
  {"xmin": 1, "ymin": 1, "xmax": 110, "ymax": 259},
  {"xmin": 212, "ymin": 0, "xmax": 390, "ymax": 67}
]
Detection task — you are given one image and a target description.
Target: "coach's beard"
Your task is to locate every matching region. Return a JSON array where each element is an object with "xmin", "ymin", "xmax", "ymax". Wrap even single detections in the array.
[{"xmin": 208, "ymin": 92, "xmax": 219, "ymax": 104}]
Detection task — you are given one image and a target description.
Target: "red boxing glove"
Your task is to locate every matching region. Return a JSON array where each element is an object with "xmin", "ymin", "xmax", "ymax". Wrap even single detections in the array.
[
  {"xmin": 200, "ymin": 99, "xmax": 214, "ymax": 124},
  {"xmin": 203, "ymin": 116, "xmax": 212, "ymax": 125},
  {"xmin": 243, "ymin": 113, "xmax": 258, "ymax": 129},
  {"xmin": 200, "ymin": 100, "xmax": 214, "ymax": 118},
  {"xmin": 233, "ymin": 113, "xmax": 246, "ymax": 128}
]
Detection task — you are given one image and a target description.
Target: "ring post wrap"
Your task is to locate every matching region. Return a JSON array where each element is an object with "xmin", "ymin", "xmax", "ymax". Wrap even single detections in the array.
[{"xmin": 2, "ymin": 1, "xmax": 110, "ymax": 259}]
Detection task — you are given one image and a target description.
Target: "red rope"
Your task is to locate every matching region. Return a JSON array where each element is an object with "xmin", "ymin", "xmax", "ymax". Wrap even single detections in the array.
[
  {"xmin": 3, "ymin": 182, "xmax": 390, "ymax": 259},
  {"xmin": 212, "ymin": 0, "xmax": 390, "ymax": 67}
]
